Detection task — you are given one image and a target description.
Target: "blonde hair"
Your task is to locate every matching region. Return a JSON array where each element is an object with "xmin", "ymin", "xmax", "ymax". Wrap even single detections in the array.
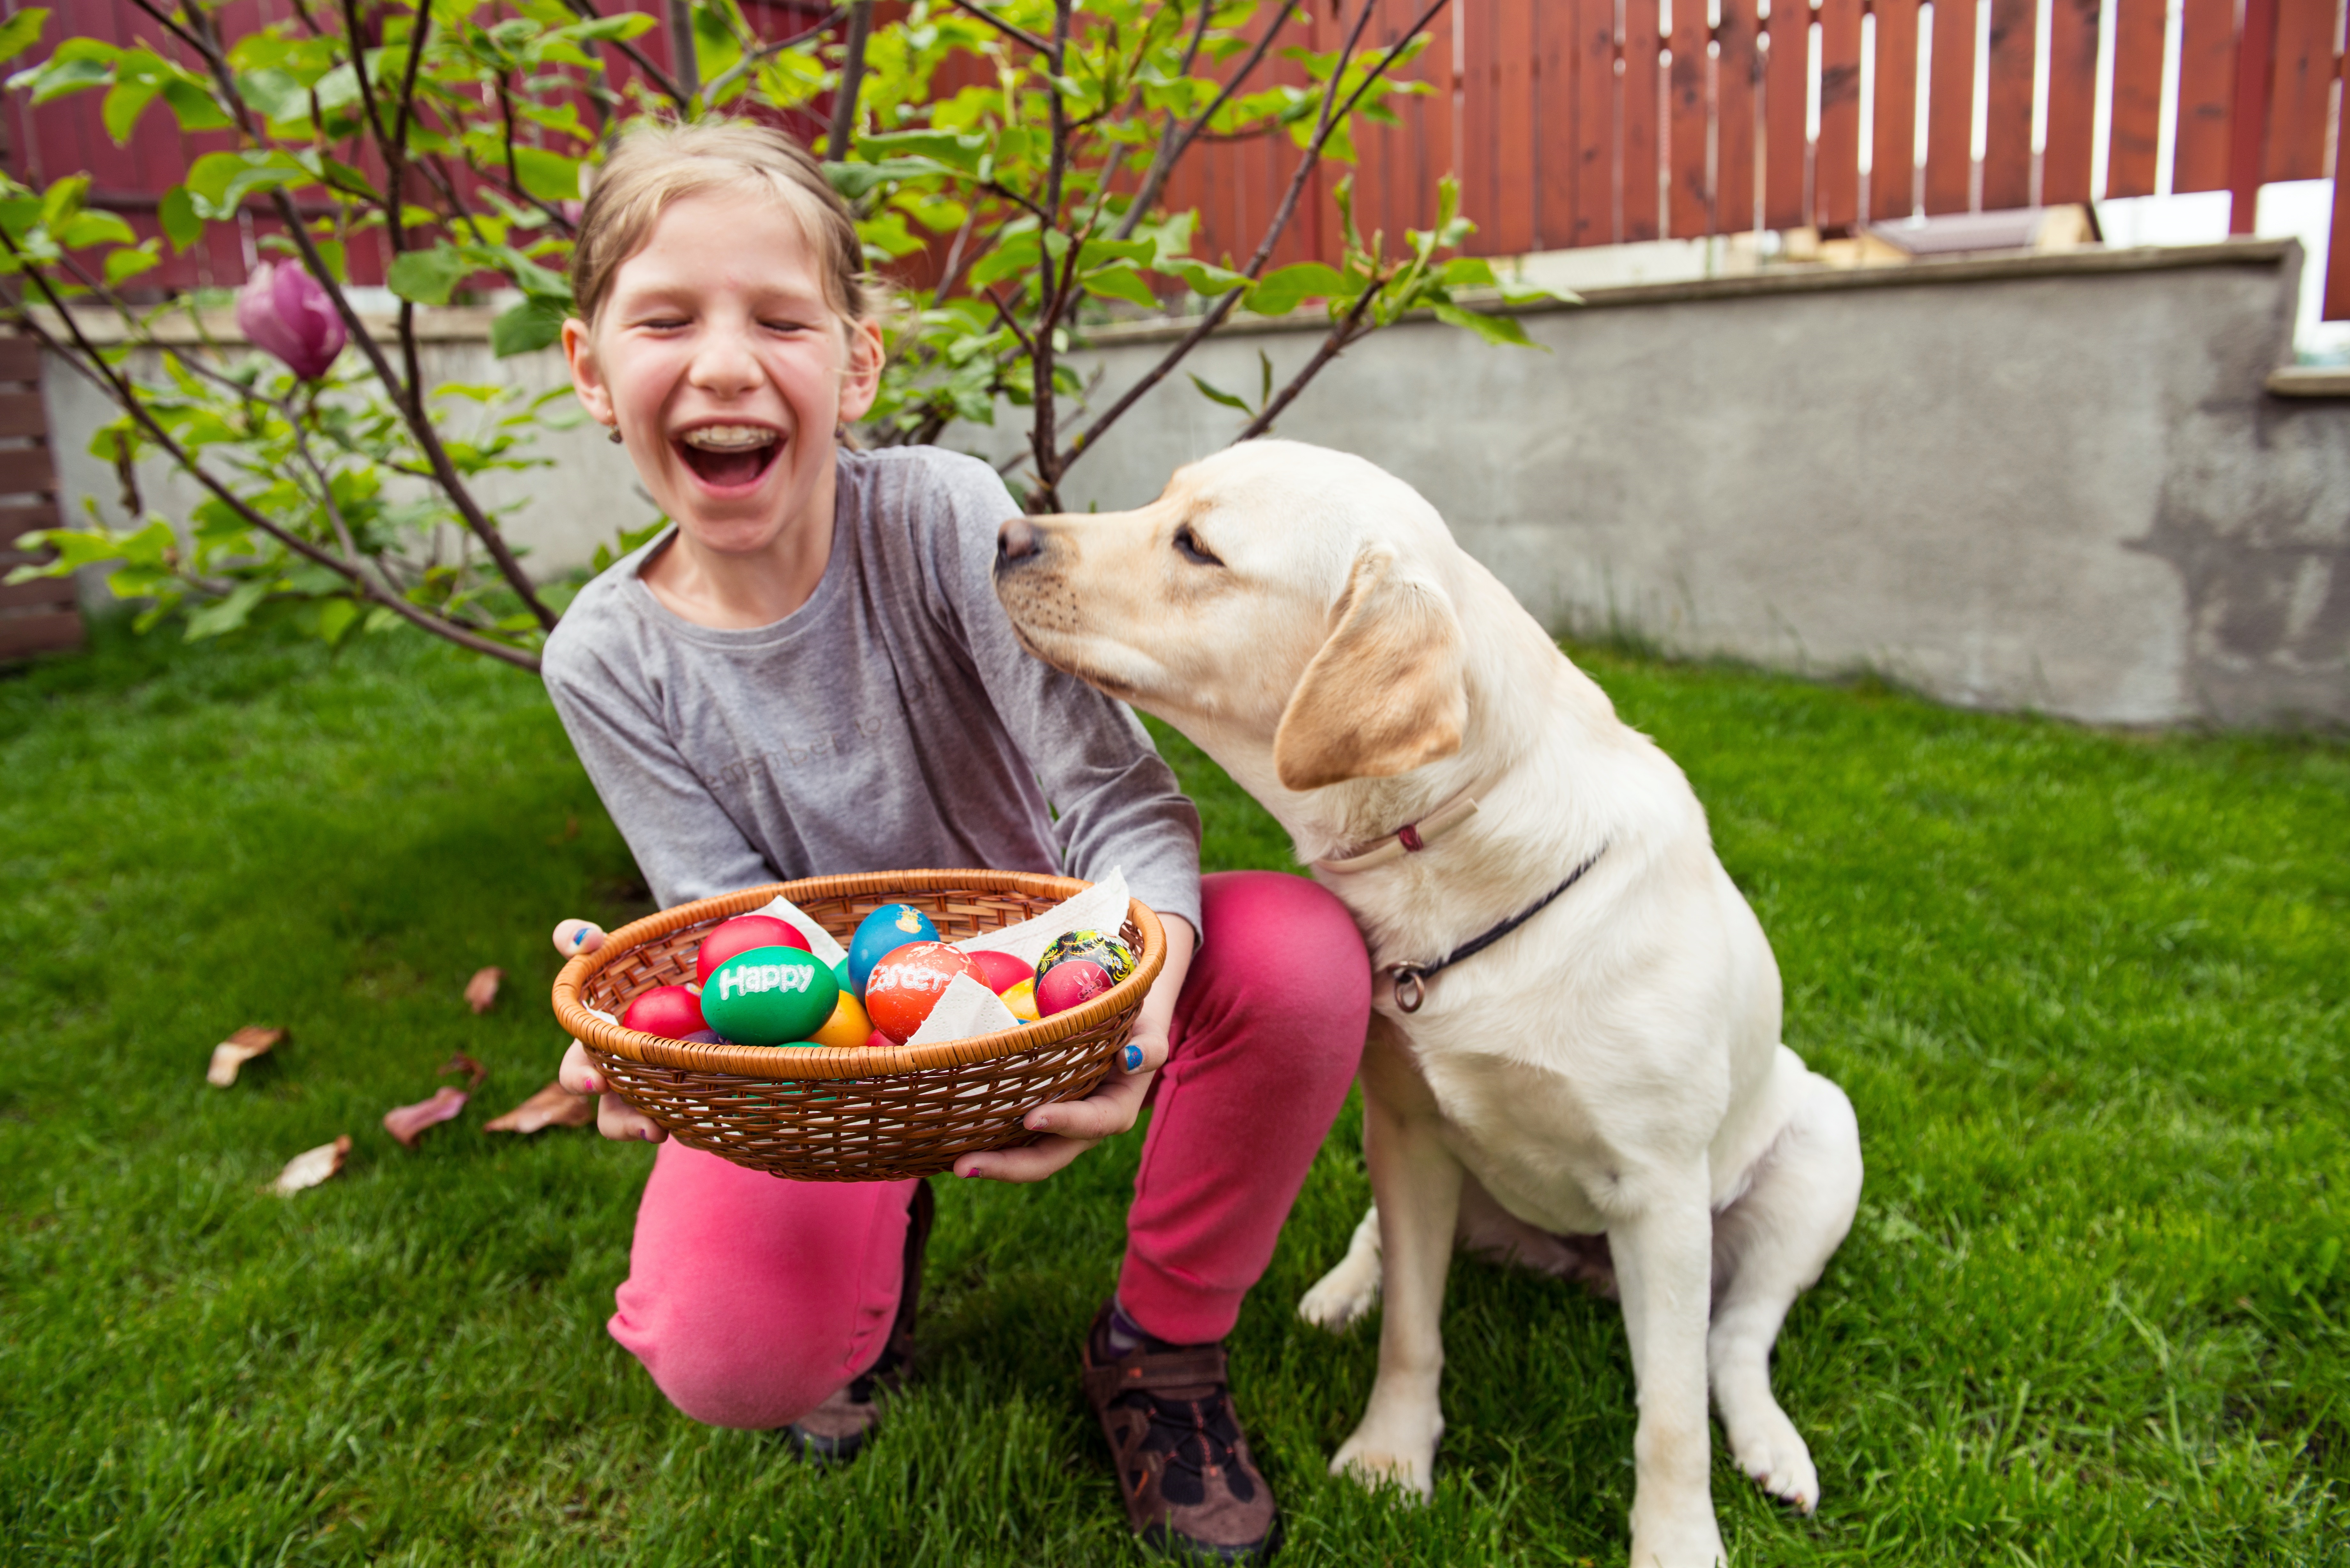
[{"xmin": 570, "ymin": 120, "xmax": 891, "ymax": 329}]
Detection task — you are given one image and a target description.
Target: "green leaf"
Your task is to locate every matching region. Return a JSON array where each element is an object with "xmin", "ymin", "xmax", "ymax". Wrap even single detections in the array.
[
  {"xmin": 157, "ymin": 186, "xmax": 201, "ymax": 251},
  {"xmin": 159, "ymin": 76, "xmax": 231, "ymax": 132},
  {"xmin": 100, "ymin": 78, "xmax": 159, "ymax": 143},
  {"xmin": 1081, "ymin": 263, "xmax": 1159, "ymax": 310},
  {"xmin": 1440, "ymin": 256, "xmax": 1498, "ymax": 288},
  {"xmin": 1187, "ymin": 373, "xmax": 1250, "ymax": 412},
  {"xmin": 854, "ymin": 129, "xmax": 988, "ymax": 173},
  {"xmin": 184, "ymin": 150, "xmax": 309, "ymax": 219},
  {"xmin": 1245, "ymin": 261, "xmax": 1349, "ymax": 317},
  {"xmin": 822, "ymin": 156, "xmax": 953, "ymax": 201},
  {"xmin": 182, "ymin": 578, "xmax": 269, "ymax": 641},
  {"xmin": 18, "ymin": 52, "xmax": 110, "ymax": 105},
  {"xmin": 1163, "ymin": 259, "xmax": 1247, "ymax": 297},
  {"xmin": 386, "ymin": 243, "xmax": 472, "ymax": 306},
  {"xmin": 508, "ymin": 146, "xmax": 582, "ymax": 204},
  {"xmin": 103, "ymin": 241, "xmax": 158, "ymax": 283},
  {"xmin": 489, "ymin": 298, "xmax": 566, "ymax": 358},
  {"xmin": 38, "ymin": 173, "xmax": 86, "ymax": 231},
  {"xmin": 234, "ymin": 66, "xmax": 307, "ymax": 123},
  {"xmin": 314, "ymin": 595, "xmax": 362, "ymax": 647},
  {"xmin": 55, "ymin": 210, "xmax": 135, "ymax": 250},
  {"xmin": 0, "ymin": 9, "xmax": 49, "ymax": 65},
  {"xmin": 967, "ymin": 229, "xmax": 1043, "ymax": 289},
  {"xmin": 1430, "ymin": 302, "xmax": 1542, "ymax": 350}
]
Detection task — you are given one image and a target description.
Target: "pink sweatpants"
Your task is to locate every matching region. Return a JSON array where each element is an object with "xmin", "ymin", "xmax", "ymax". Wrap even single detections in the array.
[{"xmin": 608, "ymin": 871, "xmax": 1370, "ymax": 1429}]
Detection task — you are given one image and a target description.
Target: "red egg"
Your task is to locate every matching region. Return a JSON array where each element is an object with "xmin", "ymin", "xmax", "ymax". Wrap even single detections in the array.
[
  {"xmin": 864, "ymin": 1029, "xmax": 892, "ymax": 1050},
  {"xmin": 695, "ymin": 915, "xmax": 809, "ymax": 985},
  {"xmin": 863, "ymin": 940, "xmax": 979, "ymax": 1043},
  {"xmin": 622, "ymin": 984, "xmax": 706, "ymax": 1039},
  {"xmin": 1034, "ymin": 959, "xmax": 1113, "ymax": 1017},
  {"xmin": 965, "ymin": 949, "xmax": 1036, "ymax": 995}
]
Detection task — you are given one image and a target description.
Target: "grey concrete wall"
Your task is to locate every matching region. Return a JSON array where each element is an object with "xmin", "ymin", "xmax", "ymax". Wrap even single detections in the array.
[
  {"xmin": 956, "ymin": 240, "xmax": 2349, "ymax": 730},
  {"xmin": 39, "ymin": 239, "xmax": 2349, "ymax": 728}
]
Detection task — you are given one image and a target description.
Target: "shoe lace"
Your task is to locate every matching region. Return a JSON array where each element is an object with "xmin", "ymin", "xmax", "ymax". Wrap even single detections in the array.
[{"xmin": 1129, "ymin": 1386, "xmax": 1255, "ymax": 1503}]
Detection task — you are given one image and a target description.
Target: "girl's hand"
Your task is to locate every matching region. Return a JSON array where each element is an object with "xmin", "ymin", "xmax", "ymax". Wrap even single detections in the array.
[
  {"xmin": 550, "ymin": 917, "xmax": 668, "ymax": 1144},
  {"xmin": 953, "ymin": 912, "xmax": 1195, "ymax": 1183}
]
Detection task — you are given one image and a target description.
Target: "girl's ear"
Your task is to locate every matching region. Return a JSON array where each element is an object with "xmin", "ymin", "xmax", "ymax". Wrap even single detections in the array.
[
  {"xmin": 837, "ymin": 313, "xmax": 886, "ymax": 424},
  {"xmin": 562, "ymin": 318, "xmax": 616, "ymax": 429}
]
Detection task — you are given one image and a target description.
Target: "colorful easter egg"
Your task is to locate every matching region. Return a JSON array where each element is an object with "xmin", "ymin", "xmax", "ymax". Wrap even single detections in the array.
[
  {"xmin": 701, "ymin": 946, "xmax": 839, "ymax": 1047},
  {"xmin": 695, "ymin": 914, "xmax": 809, "ymax": 986},
  {"xmin": 622, "ymin": 984, "xmax": 705, "ymax": 1039},
  {"xmin": 1037, "ymin": 929, "xmax": 1135, "ymax": 986},
  {"xmin": 864, "ymin": 1029, "xmax": 893, "ymax": 1051},
  {"xmin": 965, "ymin": 949, "xmax": 1036, "ymax": 995},
  {"xmin": 864, "ymin": 941, "xmax": 979, "ymax": 1043},
  {"xmin": 806, "ymin": 989, "xmax": 872, "ymax": 1049},
  {"xmin": 1035, "ymin": 959, "xmax": 1113, "ymax": 1017},
  {"xmin": 1001, "ymin": 977, "xmax": 1040, "ymax": 1021},
  {"xmin": 832, "ymin": 956, "xmax": 854, "ymax": 995},
  {"xmin": 847, "ymin": 903, "xmax": 940, "ymax": 994}
]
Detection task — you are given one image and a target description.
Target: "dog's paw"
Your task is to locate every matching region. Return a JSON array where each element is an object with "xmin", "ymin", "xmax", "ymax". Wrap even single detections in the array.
[
  {"xmin": 1729, "ymin": 1405, "xmax": 1820, "ymax": 1514},
  {"xmin": 1628, "ymin": 1510, "xmax": 1729, "ymax": 1568},
  {"xmin": 1330, "ymin": 1423, "xmax": 1438, "ymax": 1503},
  {"xmin": 1298, "ymin": 1261, "xmax": 1379, "ymax": 1331}
]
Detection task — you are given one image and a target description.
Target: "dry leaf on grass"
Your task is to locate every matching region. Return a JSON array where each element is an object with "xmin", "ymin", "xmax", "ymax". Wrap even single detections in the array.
[
  {"xmin": 484, "ymin": 1081, "xmax": 596, "ymax": 1134},
  {"xmin": 272, "ymin": 1134, "xmax": 351, "ymax": 1195},
  {"xmin": 207, "ymin": 1026, "xmax": 284, "ymax": 1088},
  {"xmin": 442, "ymin": 1051, "xmax": 488, "ymax": 1090},
  {"xmin": 383, "ymin": 1086, "xmax": 468, "ymax": 1147},
  {"xmin": 464, "ymin": 967, "xmax": 503, "ymax": 1014}
]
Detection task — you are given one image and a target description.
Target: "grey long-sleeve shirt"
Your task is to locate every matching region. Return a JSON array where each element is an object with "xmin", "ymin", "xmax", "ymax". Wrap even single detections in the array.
[{"xmin": 540, "ymin": 446, "xmax": 1202, "ymax": 932}]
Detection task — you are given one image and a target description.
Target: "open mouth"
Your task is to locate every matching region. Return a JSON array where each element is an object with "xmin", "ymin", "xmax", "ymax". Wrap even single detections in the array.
[{"xmin": 674, "ymin": 424, "xmax": 782, "ymax": 489}]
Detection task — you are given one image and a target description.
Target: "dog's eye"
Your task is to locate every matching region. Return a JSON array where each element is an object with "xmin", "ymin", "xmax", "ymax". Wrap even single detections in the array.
[{"xmin": 1173, "ymin": 526, "xmax": 1224, "ymax": 568}]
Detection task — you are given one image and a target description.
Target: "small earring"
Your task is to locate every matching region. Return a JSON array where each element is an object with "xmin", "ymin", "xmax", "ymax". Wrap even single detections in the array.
[{"xmin": 607, "ymin": 426, "xmax": 624, "ymax": 445}]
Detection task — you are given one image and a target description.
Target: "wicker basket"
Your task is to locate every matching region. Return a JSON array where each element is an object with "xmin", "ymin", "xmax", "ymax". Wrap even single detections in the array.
[{"xmin": 550, "ymin": 870, "xmax": 1166, "ymax": 1181}]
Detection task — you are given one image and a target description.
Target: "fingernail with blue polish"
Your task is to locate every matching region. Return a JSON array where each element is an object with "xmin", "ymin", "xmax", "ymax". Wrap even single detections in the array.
[
  {"xmin": 572, "ymin": 928, "xmax": 587, "ymax": 946},
  {"xmin": 1123, "ymin": 1044, "xmax": 1143, "ymax": 1071}
]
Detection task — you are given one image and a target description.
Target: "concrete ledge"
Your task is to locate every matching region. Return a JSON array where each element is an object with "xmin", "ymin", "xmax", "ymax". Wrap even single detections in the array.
[
  {"xmin": 2266, "ymin": 365, "xmax": 2350, "ymax": 397},
  {"xmin": 27, "ymin": 304, "xmax": 506, "ymax": 347}
]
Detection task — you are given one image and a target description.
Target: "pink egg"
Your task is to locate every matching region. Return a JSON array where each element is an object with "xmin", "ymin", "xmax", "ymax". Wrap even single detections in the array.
[
  {"xmin": 694, "ymin": 915, "xmax": 810, "ymax": 985},
  {"xmin": 966, "ymin": 949, "xmax": 1036, "ymax": 995},
  {"xmin": 622, "ymin": 984, "xmax": 705, "ymax": 1039},
  {"xmin": 1034, "ymin": 959, "xmax": 1113, "ymax": 1017}
]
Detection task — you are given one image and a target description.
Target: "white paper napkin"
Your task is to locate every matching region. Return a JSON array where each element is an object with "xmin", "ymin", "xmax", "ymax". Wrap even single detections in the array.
[
  {"xmin": 753, "ymin": 893, "xmax": 850, "ymax": 966},
  {"xmin": 904, "ymin": 970, "xmax": 1022, "ymax": 1046},
  {"xmin": 955, "ymin": 868, "xmax": 1131, "ymax": 969}
]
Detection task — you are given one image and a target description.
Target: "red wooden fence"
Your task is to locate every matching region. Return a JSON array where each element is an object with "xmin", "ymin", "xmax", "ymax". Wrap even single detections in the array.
[{"xmin": 6, "ymin": 0, "xmax": 2347, "ymax": 315}]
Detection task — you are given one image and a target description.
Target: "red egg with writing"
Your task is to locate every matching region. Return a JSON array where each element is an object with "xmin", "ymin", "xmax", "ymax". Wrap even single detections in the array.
[
  {"xmin": 1034, "ymin": 959, "xmax": 1113, "ymax": 1018},
  {"xmin": 965, "ymin": 949, "xmax": 1036, "ymax": 996},
  {"xmin": 622, "ymin": 984, "xmax": 706, "ymax": 1040},
  {"xmin": 863, "ymin": 941, "xmax": 979, "ymax": 1043},
  {"xmin": 694, "ymin": 915, "xmax": 809, "ymax": 985}
]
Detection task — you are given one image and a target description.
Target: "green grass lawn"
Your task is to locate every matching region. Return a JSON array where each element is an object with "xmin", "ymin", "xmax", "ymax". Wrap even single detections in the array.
[{"xmin": 2, "ymin": 617, "xmax": 2344, "ymax": 1566}]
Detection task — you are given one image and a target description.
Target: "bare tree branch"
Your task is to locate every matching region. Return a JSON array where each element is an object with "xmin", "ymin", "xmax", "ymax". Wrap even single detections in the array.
[
  {"xmin": 827, "ymin": 2, "xmax": 873, "ymax": 159},
  {"xmin": 664, "ymin": 0, "xmax": 701, "ymax": 99},
  {"xmin": 562, "ymin": 0, "xmax": 691, "ymax": 108},
  {"xmin": 944, "ymin": 0, "xmax": 1054, "ymax": 55},
  {"xmin": 1109, "ymin": 0, "xmax": 1303, "ymax": 243}
]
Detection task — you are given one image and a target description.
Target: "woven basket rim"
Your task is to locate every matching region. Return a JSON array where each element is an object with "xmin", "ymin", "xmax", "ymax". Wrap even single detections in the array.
[{"xmin": 550, "ymin": 869, "xmax": 1167, "ymax": 1081}]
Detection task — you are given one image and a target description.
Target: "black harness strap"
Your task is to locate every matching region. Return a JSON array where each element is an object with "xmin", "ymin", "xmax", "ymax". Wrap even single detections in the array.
[{"xmin": 1383, "ymin": 846, "xmax": 1606, "ymax": 1014}]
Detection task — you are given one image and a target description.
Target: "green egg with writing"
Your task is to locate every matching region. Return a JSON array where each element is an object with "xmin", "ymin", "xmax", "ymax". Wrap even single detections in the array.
[{"xmin": 701, "ymin": 946, "xmax": 840, "ymax": 1047}]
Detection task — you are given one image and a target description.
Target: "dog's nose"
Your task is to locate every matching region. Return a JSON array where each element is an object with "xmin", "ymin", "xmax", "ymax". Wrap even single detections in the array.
[{"xmin": 997, "ymin": 516, "xmax": 1041, "ymax": 566}]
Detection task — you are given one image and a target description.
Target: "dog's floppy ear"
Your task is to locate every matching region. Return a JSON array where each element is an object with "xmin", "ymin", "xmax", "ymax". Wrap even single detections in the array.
[{"xmin": 1272, "ymin": 545, "xmax": 1467, "ymax": 791}]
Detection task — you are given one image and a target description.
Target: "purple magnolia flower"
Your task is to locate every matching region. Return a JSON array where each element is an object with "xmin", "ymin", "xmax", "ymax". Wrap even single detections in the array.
[{"xmin": 235, "ymin": 260, "xmax": 346, "ymax": 381}]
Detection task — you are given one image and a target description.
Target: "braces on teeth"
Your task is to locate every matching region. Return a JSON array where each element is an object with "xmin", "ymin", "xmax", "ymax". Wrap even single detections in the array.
[{"xmin": 682, "ymin": 426, "xmax": 778, "ymax": 451}]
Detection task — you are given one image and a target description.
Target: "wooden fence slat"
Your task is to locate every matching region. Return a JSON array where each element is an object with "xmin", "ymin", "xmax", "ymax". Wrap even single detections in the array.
[
  {"xmin": 1816, "ymin": 0, "xmax": 1864, "ymax": 230},
  {"xmin": 1717, "ymin": 0, "xmax": 1761, "ymax": 233},
  {"xmin": 1421, "ymin": 0, "xmax": 1457, "ymax": 241},
  {"xmin": 2328, "ymin": 42, "xmax": 2350, "ymax": 318},
  {"xmin": 0, "ymin": 502, "xmax": 59, "ymax": 536},
  {"xmin": 1765, "ymin": 0, "xmax": 1812, "ymax": 227},
  {"xmin": 2172, "ymin": 0, "xmax": 2238, "ymax": 192},
  {"xmin": 2041, "ymin": 0, "xmax": 2101, "ymax": 204},
  {"xmin": 1623, "ymin": 0, "xmax": 1662, "ymax": 241},
  {"xmin": 1925, "ymin": 0, "xmax": 1977, "ymax": 212},
  {"xmin": 1668, "ymin": 0, "xmax": 1712, "ymax": 235},
  {"xmin": 1493, "ymin": 0, "xmax": 1539, "ymax": 253},
  {"xmin": 0, "ymin": 609, "xmax": 85, "ymax": 659},
  {"xmin": 1461, "ymin": 0, "xmax": 1502, "ymax": 254},
  {"xmin": 2263, "ymin": 0, "xmax": 2335, "ymax": 181},
  {"xmin": 2107, "ymin": 0, "xmax": 2166, "ymax": 197},
  {"xmin": 0, "ymin": 393, "xmax": 44, "ymax": 439},
  {"xmin": 0, "ymin": 574, "xmax": 80, "ymax": 611},
  {"xmin": 1982, "ymin": 0, "xmax": 2038, "ymax": 208},
  {"xmin": 0, "ymin": 337, "xmax": 41, "ymax": 383},
  {"xmin": 0, "ymin": 447, "xmax": 55, "ymax": 496},
  {"xmin": 1573, "ymin": 0, "xmax": 1618, "ymax": 246},
  {"xmin": 1533, "ymin": 0, "xmax": 1580, "ymax": 247},
  {"xmin": 1872, "ymin": 0, "xmax": 1922, "ymax": 219}
]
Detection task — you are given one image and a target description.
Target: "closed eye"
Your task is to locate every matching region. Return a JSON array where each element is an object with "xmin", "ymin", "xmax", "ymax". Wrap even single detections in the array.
[{"xmin": 1173, "ymin": 525, "xmax": 1224, "ymax": 567}]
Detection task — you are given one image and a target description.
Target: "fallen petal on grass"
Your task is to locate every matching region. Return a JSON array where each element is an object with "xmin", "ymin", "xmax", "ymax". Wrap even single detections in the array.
[
  {"xmin": 271, "ymin": 1134, "xmax": 351, "ymax": 1195},
  {"xmin": 484, "ymin": 1081, "xmax": 595, "ymax": 1134},
  {"xmin": 442, "ymin": 1051, "xmax": 488, "ymax": 1090},
  {"xmin": 207, "ymin": 1026, "xmax": 284, "ymax": 1088},
  {"xmin": 464, "ymin": 967, "xmax": 503, "ymax": 1014},
  {"xmin": 383, "ymin": 1087, "xmax": 468, "ymax": 1148}
]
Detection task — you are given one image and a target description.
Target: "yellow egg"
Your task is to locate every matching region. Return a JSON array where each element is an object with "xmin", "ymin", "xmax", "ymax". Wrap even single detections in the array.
[
  {"xmin": 1002, "ymin": 978, "xmax": 1040, "ymax": 1021},
  {"xmin": 807, "ymin": 990, "xmax": 871, "ymax": 1049}
]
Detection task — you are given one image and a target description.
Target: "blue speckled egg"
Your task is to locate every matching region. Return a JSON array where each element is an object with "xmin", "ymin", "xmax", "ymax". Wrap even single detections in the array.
[{"xmin": 847, "ymin": 902, "xmax": 940, "ymax": 994}]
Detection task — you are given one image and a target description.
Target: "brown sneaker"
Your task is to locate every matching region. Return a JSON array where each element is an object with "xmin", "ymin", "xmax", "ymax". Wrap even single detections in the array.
[
  {"xmin": 785, "ymin": 1178, "xmax": 933, "ymax": 1463},
  {"xmin": 1081, "ymin": 1304, "xmax": 1280, "ymax": 1563}
]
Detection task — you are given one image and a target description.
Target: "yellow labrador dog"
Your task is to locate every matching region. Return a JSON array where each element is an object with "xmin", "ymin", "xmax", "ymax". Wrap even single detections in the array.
[{"xmin": 994, "ymin": 440, "xmax": 1862, "ymax": 1567}]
